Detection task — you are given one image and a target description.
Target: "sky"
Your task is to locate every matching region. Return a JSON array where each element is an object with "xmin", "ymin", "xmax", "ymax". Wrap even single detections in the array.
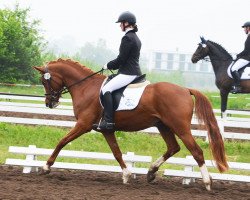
[{"xmin": 0, "ymin": 0, "xmax": 250, "ymax": 54}]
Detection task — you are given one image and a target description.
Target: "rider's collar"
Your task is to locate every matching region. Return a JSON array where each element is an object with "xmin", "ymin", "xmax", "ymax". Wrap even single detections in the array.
[{"xmin": 125, "ymin": 28, "xmax": 134, "ymax": 34}]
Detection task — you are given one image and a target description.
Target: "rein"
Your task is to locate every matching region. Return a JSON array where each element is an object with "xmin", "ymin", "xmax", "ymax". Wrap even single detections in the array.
[
  {"xmin": 202, "ymin": 57, "xmax": 234, "ymax": 63},
  {"xmin": 60, "ymin": 68, "xmax": 104, "ymax": 94},
  {"xmin": 43, "ymin": 66, "xmax": 104, "ymax": 103}
]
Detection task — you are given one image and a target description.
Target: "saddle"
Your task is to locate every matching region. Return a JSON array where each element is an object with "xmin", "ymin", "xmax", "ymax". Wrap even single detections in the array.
[
  {"xmin": 100, "ymin": 74, "xmax": 147, "ymax": 111},
  {"xmin": 228, "ymin": 63, "xmax": 250, "ymax": 80}
]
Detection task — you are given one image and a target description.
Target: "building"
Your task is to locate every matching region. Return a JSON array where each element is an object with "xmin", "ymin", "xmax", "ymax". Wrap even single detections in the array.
[{"xmin": 145, "ymin": 50, "xmax": 217, "ymax": 90}]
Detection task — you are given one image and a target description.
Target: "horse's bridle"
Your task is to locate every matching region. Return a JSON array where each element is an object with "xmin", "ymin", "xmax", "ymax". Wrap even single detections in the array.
[{"xmin": 42, "ymin": 65, "xmax": 104, "ymax": 107}]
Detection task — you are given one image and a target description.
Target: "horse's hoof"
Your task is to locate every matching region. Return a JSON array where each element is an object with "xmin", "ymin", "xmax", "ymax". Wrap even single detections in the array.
[
  {"xmin": 205, "ymin": 175, "xmax": 213, "ymax": 191},
  {"xmin": 39, "ymin": 165, "xmax": 51, "ymax": 175},
  {"xmin": 122, "ymin": 168, "xmax": 132, "ymax": 184},
  {"xmin": 205, "ymin": 184, "xmax": 211, "ymax": 191},
  {"xmin": 147, "ymin": 170, "xmax": 156, "ymax": 183}
]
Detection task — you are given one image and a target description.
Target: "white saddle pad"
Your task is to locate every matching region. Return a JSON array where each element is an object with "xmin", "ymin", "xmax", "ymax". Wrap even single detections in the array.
[
  {"xmin": 117, "ymin": 82, "xmax": 149, "ymax": 111},
  {"xmin": 227, "ymin": 62, "xmax": 250, "ymax": 79},
  {"xmin": 100, "ymin": 80, "xmax": 150, "ymax": 111}
]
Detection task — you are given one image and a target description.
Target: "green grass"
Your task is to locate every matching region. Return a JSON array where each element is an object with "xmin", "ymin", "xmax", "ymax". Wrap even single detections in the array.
[{"xmin": 0, "ymin": 123, "xmax": 249, "ymax": 175}]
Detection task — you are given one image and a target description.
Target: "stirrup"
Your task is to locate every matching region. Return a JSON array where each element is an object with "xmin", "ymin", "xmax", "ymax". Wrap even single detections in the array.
[
  {"xmin": 230, "ymin": 85, "xmax": 242, "ymax": 94},
  {"xmin": 93, "ymin": 119, "xmax": 115, "ymax": 130}
]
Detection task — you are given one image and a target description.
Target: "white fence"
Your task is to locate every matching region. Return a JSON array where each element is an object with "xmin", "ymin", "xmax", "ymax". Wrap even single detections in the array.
[
  {"xmin": 164, "ymin": 156, "xmax": 250, "ymax": 184},
  {"xmin": 0, "ymin": 94, "xmax": 249, "ymax": 140},
  {"xmin": 5, "ymin": 145, "xmax": 152, "ymax": 176},
  {"xmin": 5, "ymin": 145, "xmax": 250, "ymax": 183}
]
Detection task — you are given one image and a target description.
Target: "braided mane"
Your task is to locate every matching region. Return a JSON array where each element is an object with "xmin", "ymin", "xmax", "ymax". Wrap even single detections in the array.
[
  {"xmin": 47, "ymin": 58, "xmax": 102, "ymax": 75},
  {"xmin": 208, "ymin": 40, "xmax": 232, "ymax": 59}
]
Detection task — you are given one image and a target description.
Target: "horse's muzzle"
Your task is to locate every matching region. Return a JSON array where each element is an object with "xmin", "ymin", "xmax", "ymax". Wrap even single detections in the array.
[
  {"xmin": 191, "ymin": 56, "xmax": 198, "ymax": 63},
  {"xmin": 46, "ymin": 101, "xmax": 59, "ymax": 109}
]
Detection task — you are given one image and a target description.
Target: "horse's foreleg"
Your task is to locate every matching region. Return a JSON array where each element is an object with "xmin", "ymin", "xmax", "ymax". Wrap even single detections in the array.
[
  {"xmin": 41, "ymin": 122, "xmax": 88, "ymax": 174},
  {"xmin": 147, "ymin": 124, "xmax": 180, "ymax": 182},
  {"xmin": 220, "ymin": 90, "xmax": 229, "ymax": 118},
  {"xmin": 102, "ymin": 132, "xmax": 131, "ymax": 184}
]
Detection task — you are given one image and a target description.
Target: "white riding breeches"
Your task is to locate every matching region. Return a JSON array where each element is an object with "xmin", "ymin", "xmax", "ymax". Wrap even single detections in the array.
[
  {"xmin": 101, "ymin": 74, "xmax": 137, "ymax": 94},
  {"xmin": 229, "ymin": 58, "xmax": 250, "ymax": 71}
]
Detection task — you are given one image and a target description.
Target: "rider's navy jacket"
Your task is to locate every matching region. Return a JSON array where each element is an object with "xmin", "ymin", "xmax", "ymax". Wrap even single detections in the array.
[
  {"xmin": 237, "ymin": 34, "xmax": 250, "ymax": 61},
  {"xmin": 107, "ymin": 30, "xmax": 142, "ymax": 76}
]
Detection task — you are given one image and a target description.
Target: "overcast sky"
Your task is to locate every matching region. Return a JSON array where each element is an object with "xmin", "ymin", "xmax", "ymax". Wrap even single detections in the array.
[{"xmin": 1, "ymin": 0, "xmax": 250, "ymax": 54}]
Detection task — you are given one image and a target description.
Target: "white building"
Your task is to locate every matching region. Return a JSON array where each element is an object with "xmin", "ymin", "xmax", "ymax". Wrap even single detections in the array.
[
  {"xmin": 145, "ymin": 50, "xmax": 216, "ymax": 90},
  {"xmin": 146, "ymin": 50, "xmax": 213, "ymax": 73}
]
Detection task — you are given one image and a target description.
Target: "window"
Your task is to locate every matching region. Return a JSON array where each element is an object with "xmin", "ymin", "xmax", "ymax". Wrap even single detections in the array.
[
  {"xmin": 188, "ymin": 63, "xmax": 196, "ymax": 71},
  {"xmin": 167, "ymin": 53, "xmax": 174, "ymax": 70},
  {"xmin": 155, "ymin": 52, "xmax": 162, "ymax": 69},
  {"xmin": 179, "ymin": 54, "xmax": 186, "ymax": 70}
]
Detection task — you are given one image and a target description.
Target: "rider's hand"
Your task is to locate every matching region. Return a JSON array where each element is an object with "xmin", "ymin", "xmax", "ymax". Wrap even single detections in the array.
[{"xmin": 102, "ymin": 63, "xmax": 108, "ymax": 70}]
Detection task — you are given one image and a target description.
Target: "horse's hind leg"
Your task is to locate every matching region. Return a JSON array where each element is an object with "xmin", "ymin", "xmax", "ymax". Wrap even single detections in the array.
[
  {"xmin": 175, "ymin": 126, "xmax": 212, "ymax": 191},
  {"xmin": 102, "ymin": 131, "xmax": 131, "ymax": 184},
  {"xmin": 147, "ymin": 122, "xmax": 180, "ymax": 182}
]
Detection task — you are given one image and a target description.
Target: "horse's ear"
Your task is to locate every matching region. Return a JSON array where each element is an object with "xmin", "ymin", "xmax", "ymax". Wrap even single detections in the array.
[
  {"xmin": 33, "ymin": 66, "xmax": 45, "ymax": 74},
  {"xmin": 200, "ymin": 36, "xmax": 207, "ymax": 44}
]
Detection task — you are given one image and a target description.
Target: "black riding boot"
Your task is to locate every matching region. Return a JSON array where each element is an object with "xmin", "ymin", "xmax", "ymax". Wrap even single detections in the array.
[
  {"xmin": 93, "ymin": 92, "xmax": 115, "ymax": 130},
  {"xmin": 230, "ymin": 71, "xmax": 242, "ymax": 94}
]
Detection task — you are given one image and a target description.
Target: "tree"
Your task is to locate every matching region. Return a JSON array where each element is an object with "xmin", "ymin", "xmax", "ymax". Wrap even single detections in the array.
[
  {"xmin": 0, "ymin": 4, "xmax": 45, "ymax": 83},
  {"xmin": 78, "ymin": 38, "xmax": 116, "ymax": 66}
]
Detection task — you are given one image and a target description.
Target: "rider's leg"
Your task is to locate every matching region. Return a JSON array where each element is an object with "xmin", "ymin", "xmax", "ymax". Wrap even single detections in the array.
[
  {"xmin": 230, "ymin": 59, "xmax": 249, "ymax": 93},
  {"xmin": 94, "ymin": 74, "xmax": 136, "ymax": 130}
]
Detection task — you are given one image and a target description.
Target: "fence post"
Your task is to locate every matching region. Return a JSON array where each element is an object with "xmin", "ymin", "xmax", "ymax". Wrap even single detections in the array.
[
  {"xmin": 23, "ymin": 145, "xmax": 38, "ymax": 173},
  {"xmin": 182, "ymin": 156, "xmax": 195, "ymax": 185},
  {"xmin": 126, "ymin": 152, "xmax": 136, "ymax": 179},
  {"xmin": 218, "ymin": 118, "xmax": 225, "ymax": 141}
]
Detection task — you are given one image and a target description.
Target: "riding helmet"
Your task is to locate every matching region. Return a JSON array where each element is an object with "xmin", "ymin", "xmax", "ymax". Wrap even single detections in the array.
[
  {"xmin": 116, "ymin": 11, "xmax": 136, "ymax": 24},
  {"xmin": 242, "ymin": 21, "xmax": 250, "ymax": 28}
]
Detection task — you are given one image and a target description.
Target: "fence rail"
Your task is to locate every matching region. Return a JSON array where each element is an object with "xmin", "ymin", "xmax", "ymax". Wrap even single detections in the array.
[
  {"xmin": 5, "ymin": 145, "xmax": 250, "ymax": 183},
  {"xmin": 6, "ymin": 145, "xmax": 152, "ymax": 175},
  {"xmin": 164, "ymin": 156, "xmax": 250, "ymax": 183},
  {"xmin": 0, "ymin": 94, "xmax": 250, "ymax": 140}
]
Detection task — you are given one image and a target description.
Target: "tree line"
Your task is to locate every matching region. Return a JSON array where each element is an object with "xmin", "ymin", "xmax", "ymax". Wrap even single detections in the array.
[
  {"xmin": 0, "ymin": 4, "xmax": 116, "ymax": 84},
  {"xmin": 0, "ymin": 4, "xmax": 186, "ymax": 86}
]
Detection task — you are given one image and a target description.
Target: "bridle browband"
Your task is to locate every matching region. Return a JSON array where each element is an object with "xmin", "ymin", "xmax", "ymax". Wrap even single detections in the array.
[{"xmin": 43, "ymin": 65, "xmax": 104, "ymax": 102}]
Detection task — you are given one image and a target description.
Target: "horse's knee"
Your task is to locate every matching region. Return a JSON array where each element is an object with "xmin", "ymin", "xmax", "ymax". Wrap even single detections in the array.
[{"xmin": 172, "ymin": 145, "xmax": 180, "ymax": 154}]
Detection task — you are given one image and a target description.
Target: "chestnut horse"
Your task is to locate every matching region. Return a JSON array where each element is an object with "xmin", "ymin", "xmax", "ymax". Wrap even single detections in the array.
[{"xmin": 34, "ymin": 58, "xmax": 228, "ymax": 191}]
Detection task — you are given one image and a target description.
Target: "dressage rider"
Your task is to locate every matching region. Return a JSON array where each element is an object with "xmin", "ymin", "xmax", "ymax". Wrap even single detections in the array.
[
  {"xmin": 230, "ymin": 21, "xmax": 250, "ymax": 94},
  {"xmin": 93, "ymin": 11, "xmax": 142, "ymax": 130}
]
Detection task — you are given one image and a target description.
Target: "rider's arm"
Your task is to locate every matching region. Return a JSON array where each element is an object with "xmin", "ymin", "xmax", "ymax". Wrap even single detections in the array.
[
  {"xmin": 237, "ymin": 35, "xmax": 250, "ymax": 59},
  {"xmin": 107, "ymin": 35, "xmax": 133, "ymax": 70}
]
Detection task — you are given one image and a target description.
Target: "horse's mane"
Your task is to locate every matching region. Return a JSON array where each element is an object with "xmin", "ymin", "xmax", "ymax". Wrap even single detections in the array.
[
  {"xmin": 48, "ymin": 58, "xmax": 104, "ymax": 78},
  {"xmin": 48, "ymin": 58, "xmax": 92, "ymax": 72},
  {"xmin": 207, "ymin": 40, "xmax": 232, "ymax": 59}
]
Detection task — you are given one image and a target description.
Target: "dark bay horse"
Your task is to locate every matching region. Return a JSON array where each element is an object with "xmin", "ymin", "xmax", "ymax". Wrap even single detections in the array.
[
  {"xmin": 34, "ymin": 58, "xmax": 228, "ymax": 191},
  {"xmin": 191, "ymin": 37, "xmax": 250, "ymax": 118}
]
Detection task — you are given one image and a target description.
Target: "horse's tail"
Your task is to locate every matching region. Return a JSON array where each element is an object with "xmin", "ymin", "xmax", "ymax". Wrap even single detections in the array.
[{"xmin": 189, "ymin": 88, "xmax": 229, "ymax": 172}]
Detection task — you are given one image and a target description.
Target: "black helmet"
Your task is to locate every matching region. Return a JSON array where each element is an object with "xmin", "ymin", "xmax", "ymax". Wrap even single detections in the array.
[
  {"xmin": 116, "ymin": 11, "xmax": 136, "ymax": 24},
  {"xmin": 242, "ymin": 21, "xmax": 250, "ymax": 28}
]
